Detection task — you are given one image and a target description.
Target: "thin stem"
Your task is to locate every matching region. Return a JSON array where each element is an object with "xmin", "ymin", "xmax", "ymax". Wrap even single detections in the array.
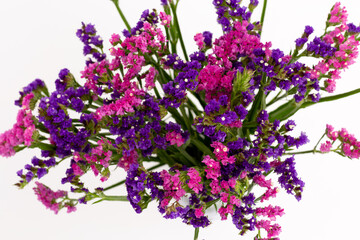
[
  {"xmin": 101, "ymin": 195, "xmax": 128, "ymax": 201},
  {"xmin": 111, "ymin": 0, "xmax": 131, "ymax": 32},
  {"xmin": 194, "ymin": 228, "xmax": 199, "ymax": 240},
  {"xmin": 259, "ymin": 0, "xmax": 268, "ymax": 38},
  {"xmin": 301, "ymin": 87, "xmax": 360, "ymax": 108},
  {"xmin": 313, "ymin": 133, "xmax": 326, "ymax": 152},
  {"xmin": 180, "ymin": 105, "xmax": 193, "ymax": 134},
  {"xmin": 266, "ymin": 90, "xmax": 283, "ymax": 107},
  {"xmin": 170, "ymin": 2, "xmax": 189, "ymax": 62},
  {"xmin": 103, "ymin": 163, "xmax": 165, "ymax": 192},
  {"xmin": 284, "ymin": 150, "xmax": 322, "ymax": 155}
]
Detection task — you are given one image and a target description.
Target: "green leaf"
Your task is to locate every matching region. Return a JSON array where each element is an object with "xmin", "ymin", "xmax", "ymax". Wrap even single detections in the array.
[
  {"xmin": 29, "ymin": 142, "xmax": 56, "ymax": 151},
  {"xmin": 269, "ymin": 98, "xmax": 303, "ymax": 122},
  {"xmin": 191, "ymin": 138, "xmax": 213, "ymax": 156}
]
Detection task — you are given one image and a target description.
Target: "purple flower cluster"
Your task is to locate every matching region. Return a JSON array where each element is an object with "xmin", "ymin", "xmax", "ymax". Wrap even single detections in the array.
[
  {"xmin": 232, "ymin": 193, "xmax": 256, "ymax": 233},
  {"xmin": 347, "ymin": 23, "xmax": 360, "ymax": 34},
  {"xmin": 14, "ymin": 78, "xmax": 45, "ymax": 107},
  {"xmin": 160, "ymin": 54, "xmax": 203, "ymax": 108},
  {"xmin": 123, "ymin": 10, "xmax": 159, "ymax": 37},
  {"xmin": 274, "ymin": 156, "xmax": 305, "ymax": 201},
  {"xmin": 38, "ymin": 70, "xmax": 91, "ymax": 157},
  {"xmin": 126, "ymin": 164, "xmax": 148, "ymax": 213},
  {"xmin": 213, "ymin": 0, "xmax": 253, "ymax": 31},
  {"xmin": 76, "ymin": 22, "xmax": 106, "ymax": 64},
  {"xmin": 307, "ymin": 37, "xmax": 337, "ymax": 58},
  {"xmin": 295, "ymin": 25, "xmax": 314, "ymax": 47},
  {"xmin": 16, "ymin": 155, "xmax": 56, "ymax": 187}
]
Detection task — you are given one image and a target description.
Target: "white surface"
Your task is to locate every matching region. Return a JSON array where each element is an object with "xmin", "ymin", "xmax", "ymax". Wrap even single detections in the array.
[{"xmin": 0, "ymin": 0, "xmax": 360, "ymax": 239}]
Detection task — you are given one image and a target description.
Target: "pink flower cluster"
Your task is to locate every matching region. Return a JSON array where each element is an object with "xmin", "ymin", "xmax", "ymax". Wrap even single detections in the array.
[
  {"xmin": 0, "ymin": 93, "xmax": 36, "ymax": 157},
  {"xmin": 33, "ymin": 181, "xmax": 73, "ymax": 214},
  {"xmin": 160, "ymin": 170, "xmax": 186, "ymax": 207},
  {"xmin": 159, "ymin": 12, "xmax": 171, "ymax": 28},
  {"xmin": 197, "ymin": 20, "xmax": 271, "ymax": 102},
  {"xmin": 165, "ymin": 131, "xmax": 186, "ymax": 147},
  {"xmin": 72, "ymin": 138, "xmax": 113, "ymax": 181},
  {"xmin": 197, "ymin": 65, "xmax": 235, "ymax": 102},
  {"xmin": 202, "ymin": 142, "xmax": 241, "ymax": 220},
  {"xmin": 187, "ymin": 168, "xmax": 203, "ymax": 194},
  {"xmin": 321, "ymin": 124, "xmax": 360, "ymax": 159},
  {"xmin": 117, "ymin": 149, "xmax": 138, "ymax": 171},
  {"xmin": 255, "ymin": 220, "xmax": 282, "ymax": 240},
  {"xmin": 212, "ymin": 21, "xmax": 270, "ymax": 68},
  {"xmin": 253, "ymin": 174, "xmax": 278, "ymax": 202},
  {"xmin": 256, "ymin": 205, "xmax": 285, "ymax": 221},
  {"xmin": 145, "ymin": 67, "xmax": 158, "ymax": 90},
  {"xmin": 93, "ymin": 86, "xmax": 144, "ymax": 121},
  {"xmin": 194, "ymin": 33, "xmax": 205, "ymax": 50},
  {"xmin": 254, "ymin": 205, "xmax": 284, "ymax": 238},
  {"xmin": 109, "ymin": 22, "xmax": 167, "ymax": 82},
  {"xmin": 81, "ymin": 60, "xmax": 108, "ymax": 93},
  {"xmin": 329, "ymin": 2, "xmax": 348, "ymax": 25},
  {"xmin": 312, "ymin": 3, "xmax": 359, "ymax": 93}
]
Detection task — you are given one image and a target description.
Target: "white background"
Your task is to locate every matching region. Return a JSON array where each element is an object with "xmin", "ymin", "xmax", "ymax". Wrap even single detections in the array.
[{"xmin": 1, "ymin": 0, "xmax": 360, "ymax": 239}]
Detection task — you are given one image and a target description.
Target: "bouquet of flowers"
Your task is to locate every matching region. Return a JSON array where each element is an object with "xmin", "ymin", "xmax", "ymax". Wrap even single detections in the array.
[{"xmin": 1, "ymin": 0, "xmax": 360, "ymax": 239}]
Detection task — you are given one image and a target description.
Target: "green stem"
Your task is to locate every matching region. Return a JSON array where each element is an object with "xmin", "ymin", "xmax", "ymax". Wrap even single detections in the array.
[
  {"xmin": 101, "ymin": 194, "xmax": 128, "ymax": 201},
  {"xmin": 301, "ymin": 88, "xmax": 360, "ymax": 108},
  {"xmin": 313, "ymin": 133, "xmax": 326, "ymax": 152},
  {"xmin": 111, "ymin": 0, "xmax": 131, "ymax": 32},
  {"xmin": 177, "ymin": 147, "xmax": 199, "ymax": 166},
  {"xmin": 103, "ymin": 163, "xmax": 165, "ymax": 192},
  {"xmin": 180, "ymin": 105, "xmax": 192, "ymax": 134},
  {"xmin": 170, "ymin": 2, "xmax": 189, "ymax": 62},
  {"xmin": 266, "ymin": 90, "xmax": 283, "ymax": 107},
  {"xmin": 284, "ymin": 150, "xmax": 322, "ymax": 155},
  {"xmin": 194, "ymin": 228, "xmax": 199, "ymax": 240},
  {"xmin": 259, "ymin": 0, "xmax": 268, "ymax": 38}
]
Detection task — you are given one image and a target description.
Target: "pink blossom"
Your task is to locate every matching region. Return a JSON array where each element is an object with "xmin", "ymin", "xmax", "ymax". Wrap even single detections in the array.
[
  {"xmin": 230, "ymin": 195, "xmax": 241, "ymax": 207},
  {"xmin": 202, "ymin": 155, "xmax": 221, "ymax": 180},
  {"xmin": 256, "ymin": 220, "xmax": 282, "ymax": 238},
  {"xmin": 326, "ymin": 124, "xmax": 338, "ymax": 140},
  {"xmin": 0, "ymin": 93, "xmax": 35, "ymax": 157},
  {"xmin": 220, "ymin": 180, "xmax": 229, "ymax": 190},
  {"xmin": 320, "ymin": 140, "xmax": 332, "ymax": 153},
  {"xmin": 165, "ymin": 131, "xmax": 185, "ymax": 147},
  {"xmin": 187, "ymin": 168, "xmax": 203, "ymax": 193},
  {"xmin": 194, "ymin": 33, "xmax": 205, "ymax": 50},
  {"xmin": 254, "ymin": 174, "xmax": 272, "ymax": 188},
  {"xmin": 325, "ymin": 79, "xmax": 336, "ymax": 93},
  {"xmin": 33, "ymin": 182, "xmax": 68, "ymax": 214},
  {"xmin": 329, "ymin": 2, "xmax": 348, "ymax": 25},
  {"xmin": 159, "ymin": 12, "xmax": 172, "ymax": 28},
  {"xmin": 218, "ymin": 204, "xmax": 234, "ymax": 220},
  {"xmin": 240, "ymin": 171, "xmax": 248, "ymax": 179},
  {"xmin": 109, "ymin": 33, "xmax": 120, "ymax": 45},
  {"xmin": 71, "ymin": 163, "xmax": 84, "ymax": 176},
  {"xmin": 117, "ymin": 149, "xmax": 138, "ymax": 171},
  {"xmin": 194, "ymin": 206, "xmax": 204, "ymax": 218},
  {"xmin": 261, "ymin": 187, "xmax": 278, "ymax": 202},
  {"xmin": 145, "ymin": 67, "xmax": 157, "ymax": 90},
  {"xmin": 160, "ymin": 170, "xmax": 186, "ymax": 202},
  {"xmin": 211, "ymin": 141, "xmax": 228, "ymax": 159},
  {"xmin": 228, "ymin": 178, "xmax": 237, "ymax": 188},
  {"xmin": 209, "ymin": 180, "xmax": 221, "ymax": 194},
  {"xmin": 220, "ymin": 192, "xmax": 229, "ymax": 203},
  {"xmin": 256, "ymin": 205, "xmax": 285, "ymax": 221}
]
